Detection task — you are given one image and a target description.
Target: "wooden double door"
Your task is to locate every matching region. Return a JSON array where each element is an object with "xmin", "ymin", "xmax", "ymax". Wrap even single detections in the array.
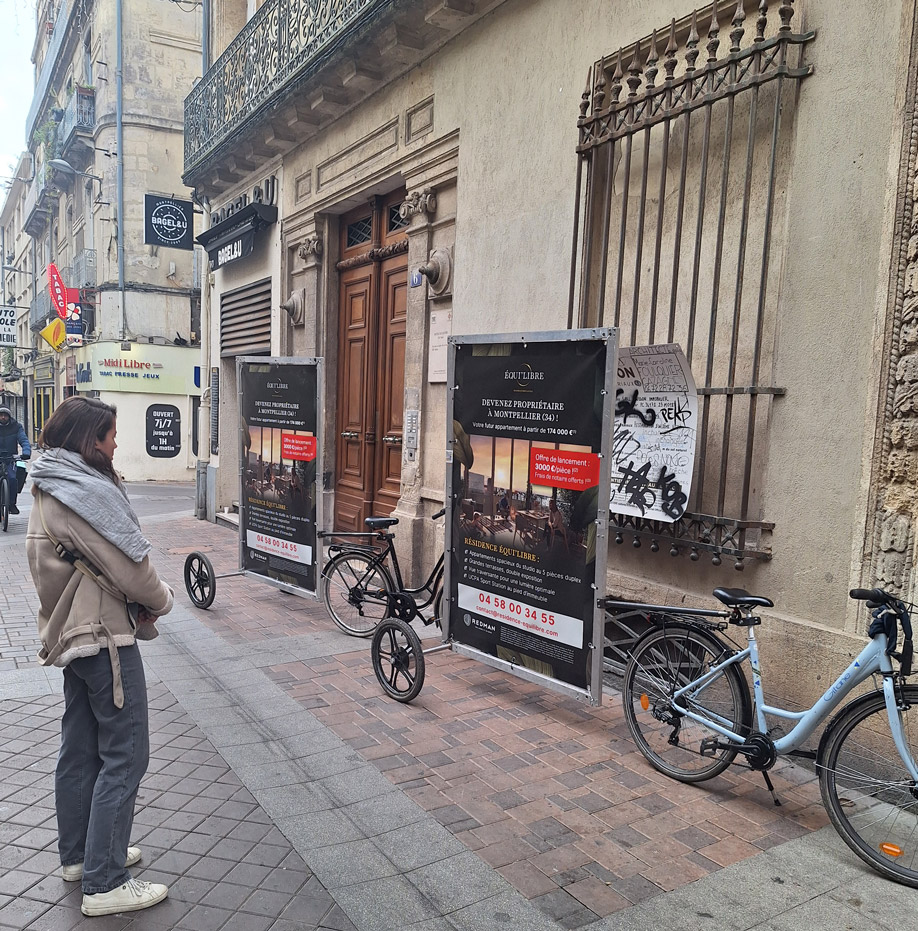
[{"xmin": 333, "ymin": 192, "xmax": 409, "ymax": 532}]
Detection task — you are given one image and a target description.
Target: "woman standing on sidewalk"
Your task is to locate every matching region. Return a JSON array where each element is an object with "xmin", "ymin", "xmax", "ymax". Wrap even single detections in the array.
[{"xmin": 25, "ymin": 396, "xmax": 174, "ymax": 917}]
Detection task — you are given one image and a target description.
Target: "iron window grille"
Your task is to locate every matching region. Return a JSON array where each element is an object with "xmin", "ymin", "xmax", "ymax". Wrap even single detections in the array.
[
  {"xmin": 346, "ymin": 216, "xmax": 373, "ymax": 248},
  {"xmin": 570, "ymin": 0, "xmax": 814, "ymax": 568},
  {"xmin": 387, "ymin": 203, "xmax": 410, "ymax": 234}
]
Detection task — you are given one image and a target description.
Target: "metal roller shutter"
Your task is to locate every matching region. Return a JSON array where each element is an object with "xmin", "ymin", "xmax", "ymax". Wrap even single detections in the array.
[{"xmin": 220, "ymin": 277, "xmax": 271, "ymax": 357}]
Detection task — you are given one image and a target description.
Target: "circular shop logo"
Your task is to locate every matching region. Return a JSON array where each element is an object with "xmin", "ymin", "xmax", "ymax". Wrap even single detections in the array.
[
  {"xmin": 150, "ymin": 201, "xmax": 189, "ymax": 243},
  {"xmin": 463, "ymin": 613, "xmax": 471, "ymax": 626}
]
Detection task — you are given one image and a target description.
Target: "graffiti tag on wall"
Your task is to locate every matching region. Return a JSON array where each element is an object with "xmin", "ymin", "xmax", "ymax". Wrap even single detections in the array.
[{"xmin": 609, "ymin": 344, "xmax": 698, "ymax": 523}]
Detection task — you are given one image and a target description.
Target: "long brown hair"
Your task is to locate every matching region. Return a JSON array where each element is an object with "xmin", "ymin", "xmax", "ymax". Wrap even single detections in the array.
[{"xmin": 38, "ymin": 396, "xmax": 118, "ymax": 481}]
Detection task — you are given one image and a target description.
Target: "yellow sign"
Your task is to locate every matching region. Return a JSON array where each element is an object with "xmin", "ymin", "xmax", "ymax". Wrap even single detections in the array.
[{"xmin": 39, "ymin": 318, "xmax": 67, "ymax": 352}]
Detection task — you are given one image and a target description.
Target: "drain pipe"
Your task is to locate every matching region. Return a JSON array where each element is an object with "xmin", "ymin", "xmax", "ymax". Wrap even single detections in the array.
[
  {"xmin": 196, "ymin": 202, "xmax": 212, "ymax": 520},
  {"xmin": 195, "ymin": 8, "xmax": 212, "ymax": 520},
  {"xmin": 116, "ymin": 0, "xmax": 126, "ymax": 339}
]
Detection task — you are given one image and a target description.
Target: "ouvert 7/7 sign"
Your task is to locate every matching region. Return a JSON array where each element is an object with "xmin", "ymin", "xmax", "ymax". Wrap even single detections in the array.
[{"xmin": 444, "ymin": 329, "xmax": 617, "ymax": 706}]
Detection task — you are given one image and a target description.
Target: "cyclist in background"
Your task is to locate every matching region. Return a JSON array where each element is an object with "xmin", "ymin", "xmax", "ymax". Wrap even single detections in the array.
[{"xmin": 0, "ymin": 406, "xmax": 31, "ymax": 514}]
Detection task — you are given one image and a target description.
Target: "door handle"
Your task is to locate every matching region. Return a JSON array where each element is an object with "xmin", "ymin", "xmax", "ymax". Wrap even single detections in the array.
[
  {"xmin": 382, "ymin": 434, "xmax": 402, "ymax": 445},
  {"xmin": 340, "ymin": 430, "xmax": 359, "ymax": 439}
]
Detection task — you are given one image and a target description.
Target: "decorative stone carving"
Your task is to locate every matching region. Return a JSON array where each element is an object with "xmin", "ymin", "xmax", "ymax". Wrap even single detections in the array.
[
  {"xmin": 418, "ymin": 247, "xmax": 452, "ymax": 296},
  {"xmin": 399, "ymin": 188, "xmax": 437, "ymax": 220},
  {"xmin": 281, "ymin": 288, "xmax": 306, "ymax": 325},
  {"xmin": 867, "ymin": 14, "xmax": 918, "ymax": 598},
  {"xmin": 297, "ymin": 236, "xmax": 323, "ymax": 259},
  {"xmin": 335, "ymin": 239, "xmax": 409, "ymax": 271}
]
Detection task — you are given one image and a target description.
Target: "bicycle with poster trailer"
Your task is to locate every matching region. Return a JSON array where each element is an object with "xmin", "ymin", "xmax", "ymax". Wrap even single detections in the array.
[
  {"xmin": 611, "ymin": 585, "xmax": 918, "ymax": 888},
  {"xmin": 318, "ymin": 509, "xmax": 448, "ymax": 702}
]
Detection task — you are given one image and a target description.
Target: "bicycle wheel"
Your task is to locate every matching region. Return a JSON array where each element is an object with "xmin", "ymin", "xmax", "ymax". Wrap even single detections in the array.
[
  {"xmin": 0, "ymin": 477, "xmax": 9, "ymax": 533},
  {"xmin": 322, "ymin": 551, "xmax": 393, "ymax": 637},
  {"xmin": 371, "ymin": 618, "xmax": 425, "ymax": 702},
  {"xmin": 623, "ymin": 624, "xmax": 751, "ymax": 782},
  {"xmin": 183, "ymin": 552, "xmax": 216, "ymax": 609},
  {"xmin": 818, "ymin": 685, "xmax": 918, "ymax": 887}
]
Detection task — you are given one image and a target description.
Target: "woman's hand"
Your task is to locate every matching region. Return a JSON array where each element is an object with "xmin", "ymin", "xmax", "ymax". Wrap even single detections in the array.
[{"xmin": 137, "ymin": 606, "xmax": 157, "ymax": 624}]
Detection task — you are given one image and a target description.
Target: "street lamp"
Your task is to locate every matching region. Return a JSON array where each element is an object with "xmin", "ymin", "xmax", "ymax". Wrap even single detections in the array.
[
  {"xmin": 1, "ymin": 264, "xmax": 36, "ymax": 309},
  {"xmin": 48, "ymin": 159, "xmax": 102, "ymax": 184},
  {"xmin": 2, "ymin": 264, "xmax": 35, "ymax": 277}
]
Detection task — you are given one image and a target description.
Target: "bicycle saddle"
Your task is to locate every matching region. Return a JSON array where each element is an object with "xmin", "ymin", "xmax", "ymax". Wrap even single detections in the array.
[
  {"xmin": 365, "ymin": 516, "xmax": 399, "ymax": 530},
  {"xmin": 713, "ymin": 587, "xmax": 774, "ymax": 608}
]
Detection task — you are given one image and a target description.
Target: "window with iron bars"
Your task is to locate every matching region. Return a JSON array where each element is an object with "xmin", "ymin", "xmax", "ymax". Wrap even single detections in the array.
[{"xmin": 570, "ymin": 0, "xmax": 814, "ymax": 568}]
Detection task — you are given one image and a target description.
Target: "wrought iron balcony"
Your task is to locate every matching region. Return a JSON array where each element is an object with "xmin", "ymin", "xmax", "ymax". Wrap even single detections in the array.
[
  {"xmin": 26, "ymin": 0, "xmax": 74, "ymax": 141},
  {"xmin": 23, "ymin": 162, "xmax": 54, "ymax": 238},
  {"xmin": 185, "ymin": 0, "xmax": 383, "ymax": 178},
  {"xmin": 59, "ymin": 88, "xmax": 95, "ymax": 158},
  {"xmin": 72, "ymin": 249, "xmax": 97, "ymax": 289},
  {"xmin": 29, "ymin": 288, "xmax": 51, "ymax": 332},
  {"xmin": 184, "ymin": 0, "xmax": 504, "ymax": 190}
]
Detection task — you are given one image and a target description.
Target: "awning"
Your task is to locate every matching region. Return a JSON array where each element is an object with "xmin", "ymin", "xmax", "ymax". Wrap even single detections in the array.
[{"xmin": 196, "ymin": 203, "xmax": 278, "ymax": 270}]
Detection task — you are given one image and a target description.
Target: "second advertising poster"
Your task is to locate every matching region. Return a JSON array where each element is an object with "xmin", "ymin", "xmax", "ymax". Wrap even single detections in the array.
[{"xmin": 445, "ymin": 330, "xmax": 617, "ymax": 704}]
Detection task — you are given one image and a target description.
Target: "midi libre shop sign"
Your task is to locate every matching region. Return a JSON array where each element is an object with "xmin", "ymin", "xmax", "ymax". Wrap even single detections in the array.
[{"xmin": 73, "ymin": 342, "xmax": 201, "ymax": 396}]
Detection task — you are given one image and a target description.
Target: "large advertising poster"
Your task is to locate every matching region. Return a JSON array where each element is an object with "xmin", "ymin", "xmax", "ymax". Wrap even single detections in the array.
[
  {"xmin": 445, "ymin": 331, "xmax": 616, "ymax": 703},
  {"xmin": 238, "ymin": 358, "xmax": 322, "ymax": 596}
]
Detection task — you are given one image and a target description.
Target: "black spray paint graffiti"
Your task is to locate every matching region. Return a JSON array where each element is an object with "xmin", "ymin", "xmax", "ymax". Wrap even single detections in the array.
[
  {"xmin": 615, "ymin": 389, "xmax": 656, "ymax": 426},
  {"xmin": 616, "ymin": 461, "xmax": 688, "ymax": 519},
  {"xmin": 657, "ymin": 397, "xmax": 691, "ymax": 428},
  {"xmin": 611, "ymin": 425, "xmax": 642, "ymax": 466}
]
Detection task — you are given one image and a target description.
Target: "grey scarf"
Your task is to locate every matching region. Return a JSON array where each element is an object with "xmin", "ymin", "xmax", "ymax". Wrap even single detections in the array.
[{"xmin": 29, "ymin": 448, "xmax": 151, "ymax": 562}]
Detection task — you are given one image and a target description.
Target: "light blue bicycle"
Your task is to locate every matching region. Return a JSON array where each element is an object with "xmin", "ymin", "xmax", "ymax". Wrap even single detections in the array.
[{"xmin": 617, "ymin": 586, "xmax": 918, "ymax": 887}]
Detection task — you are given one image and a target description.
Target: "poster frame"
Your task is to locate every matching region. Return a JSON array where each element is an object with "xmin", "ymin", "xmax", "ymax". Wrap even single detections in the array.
[
  {"xmin": 236, "ymin": 355, "xmax": 324, "ymax": 600},
  {"xmin": 442, "ymin": 328, "xmax": 618, "ymax": 707}
]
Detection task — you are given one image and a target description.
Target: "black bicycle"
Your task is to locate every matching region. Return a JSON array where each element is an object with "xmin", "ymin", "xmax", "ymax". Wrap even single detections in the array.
[
  {"xmin": 320, "ymin": 508, "xmax": 445, "ymax": 634},
  {"xmin": 320, "ymin": 509, "xmax": 445, "ymax": 701}
]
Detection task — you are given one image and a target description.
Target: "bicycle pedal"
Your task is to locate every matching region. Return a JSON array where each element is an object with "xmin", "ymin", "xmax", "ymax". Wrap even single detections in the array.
[{"xmin": 699, "ymin": 737, "xmax": 719, "ymax": 757}]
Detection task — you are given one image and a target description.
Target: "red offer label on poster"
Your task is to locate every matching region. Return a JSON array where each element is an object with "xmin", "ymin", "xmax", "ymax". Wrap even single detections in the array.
[
  {"xmin": 281, "ymin": 433, "xmax": 316, "ymax": 461},
  {"xmin": 529, "ymin": 448, "xmax": 600, "ymax": 490}
]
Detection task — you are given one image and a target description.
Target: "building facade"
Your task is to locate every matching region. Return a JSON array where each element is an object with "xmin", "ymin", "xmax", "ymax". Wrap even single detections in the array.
[
  {"xmin": 184, "ymin": 0, "xmax": 918, "ymax": 708},
  {"xmin": 1, "ymin": 0, "xmax": 202, "ymax": 479}
]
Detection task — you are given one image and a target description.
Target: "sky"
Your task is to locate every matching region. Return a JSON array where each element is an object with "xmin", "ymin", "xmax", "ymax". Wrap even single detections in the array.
[{"xmin": 0, "ymin": 0, "xmax": 38, "ymax": 182}]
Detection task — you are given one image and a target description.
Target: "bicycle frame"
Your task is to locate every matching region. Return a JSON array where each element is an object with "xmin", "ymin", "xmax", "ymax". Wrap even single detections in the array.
[
  {"xmin": 668, "ymin": 622, "xmax": 918, "ymax": 780},
  {"xmin": 325, "ymin": 530, "xmax": 444, "ymax": 619}
]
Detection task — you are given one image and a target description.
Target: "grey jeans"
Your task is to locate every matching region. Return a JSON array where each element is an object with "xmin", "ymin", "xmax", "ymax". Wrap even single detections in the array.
[{"xmin": 57, "ymin": 645, "xmax": 150, "ymax": 894}]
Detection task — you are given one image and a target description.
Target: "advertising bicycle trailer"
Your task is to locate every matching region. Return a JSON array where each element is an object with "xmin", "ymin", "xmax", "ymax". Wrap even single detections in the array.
[
  {"xmin": 183, "ymin": 357, "xmax": 324, "ymax": 608},
  {"xmin": 368, "ymin": 328, "xmax": 619, "ymax": 707}
]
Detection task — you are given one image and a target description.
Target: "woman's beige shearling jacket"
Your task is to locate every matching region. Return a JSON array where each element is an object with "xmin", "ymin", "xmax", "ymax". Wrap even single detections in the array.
[{"xmin": 27, "ymin": 488, "xmax": 173, "ymax": 705}]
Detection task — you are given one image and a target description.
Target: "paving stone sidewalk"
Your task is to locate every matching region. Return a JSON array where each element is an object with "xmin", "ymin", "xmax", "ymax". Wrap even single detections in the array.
[
  {"xmin": 3, "ymin": 488, "xmax": 916, "ymax": 930},
  {"xmin": 0, "ymin": 685, "xmax": 350, "ymax": 931}
]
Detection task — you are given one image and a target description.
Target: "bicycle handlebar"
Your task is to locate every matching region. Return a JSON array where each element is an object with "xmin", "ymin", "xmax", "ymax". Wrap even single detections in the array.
[
  {"xmin": 850, "ymin": 587, "xmax": 897, "ymax": 607},
  {"xmin": 851, "ymin": 588, "xmax": 914, "ymax": 677}
]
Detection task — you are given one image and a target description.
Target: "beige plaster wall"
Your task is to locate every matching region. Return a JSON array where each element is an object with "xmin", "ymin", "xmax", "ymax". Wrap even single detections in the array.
[
  {"xmin": 86, "ymin": 0, "xmax": 200, "ymax": 296},
  {"xmin": 205, "ymin": 0, "xmax": 911, "ymax": 708}
]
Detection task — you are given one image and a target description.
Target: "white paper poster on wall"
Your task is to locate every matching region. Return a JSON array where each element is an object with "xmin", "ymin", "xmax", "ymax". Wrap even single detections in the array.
[
  {"xmin": 428, "ymin": 310, "xmax": 451, "ymax": 383},
  {"xmin": 609, "ymin": 344, "xmax": 698, "ymax": 523}
]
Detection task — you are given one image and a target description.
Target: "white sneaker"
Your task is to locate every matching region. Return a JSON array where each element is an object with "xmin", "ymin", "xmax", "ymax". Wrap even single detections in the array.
[
  {"xmin": 81, "ymin": 877, "xmax": 168, "ymax": 916},
  {"xmin": 62, "ymin": 845, "xmax": 142, "ymax": 881}
]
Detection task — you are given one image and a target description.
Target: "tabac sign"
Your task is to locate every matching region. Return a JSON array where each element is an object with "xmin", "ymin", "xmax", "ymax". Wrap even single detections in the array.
[{"xmin": 47, "ymin": 264, "xmax": 68, "ymax": 320}]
